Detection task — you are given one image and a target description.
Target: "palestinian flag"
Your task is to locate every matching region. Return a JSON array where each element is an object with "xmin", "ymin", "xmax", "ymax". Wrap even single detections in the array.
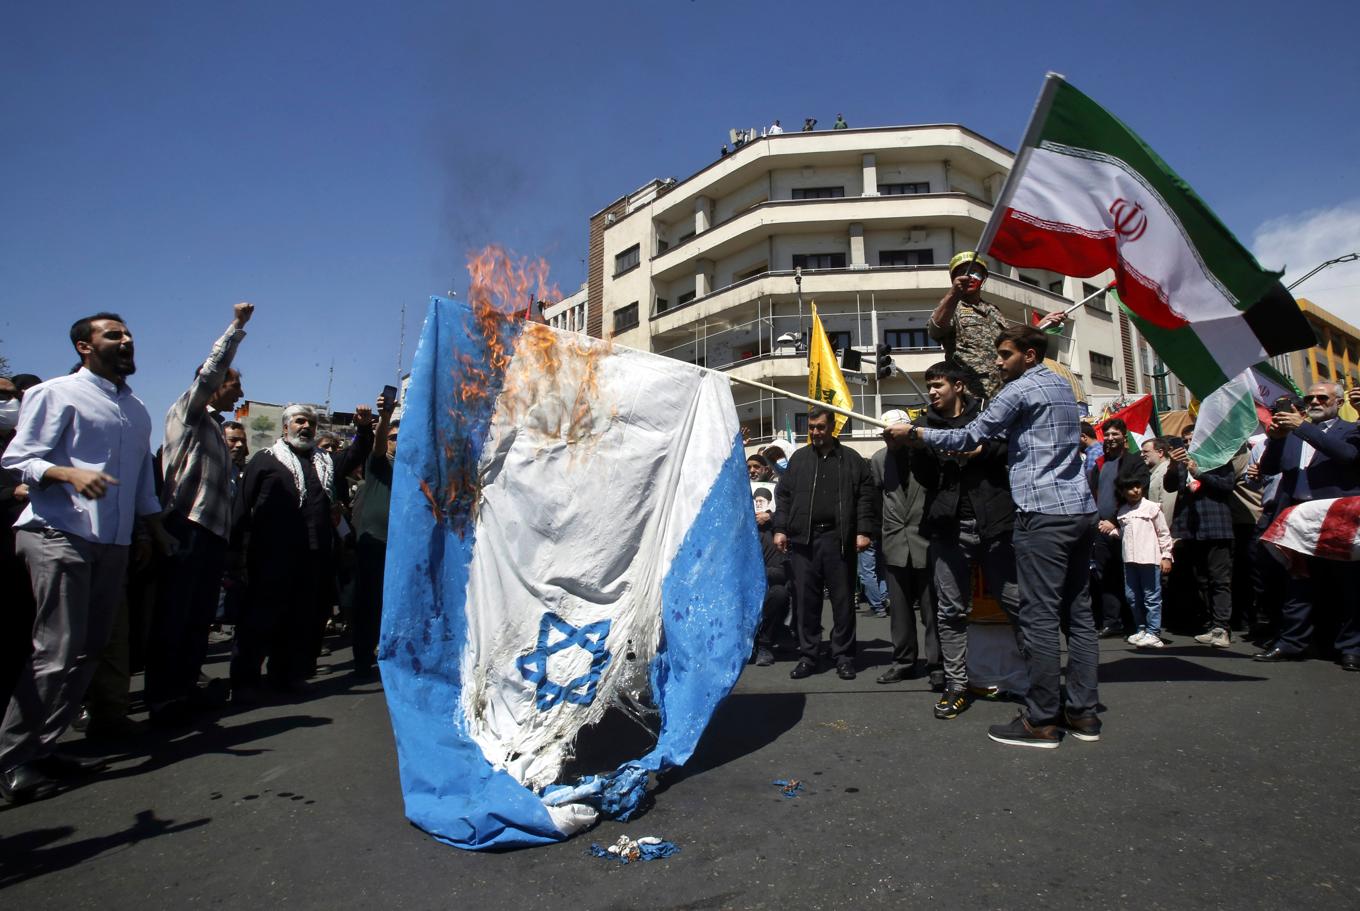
[
  {"xmin": 1261, "ymin": 497, "xmax": 1360, "ymax": 575},
  {"xmin": 979, "ymin": 74, "xmax": 1316, "ymax": 400},
  {"xmin": 1187, "ymin": 370, "xmax": 1260, "ymax": 471},
  {"xmin": 1096, "ymin": 394, "xmax": 1160, "ymax": 449}
]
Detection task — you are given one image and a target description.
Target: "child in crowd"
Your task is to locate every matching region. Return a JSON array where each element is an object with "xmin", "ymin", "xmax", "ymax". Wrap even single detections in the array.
[{"xmin": 1108, "ymin": 474, "xmax": 1174, "ymax": 648}]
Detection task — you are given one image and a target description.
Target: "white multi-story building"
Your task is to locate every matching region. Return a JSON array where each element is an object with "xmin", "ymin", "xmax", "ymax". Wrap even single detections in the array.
[{"xmin": 565, "ymin": 124, "xmax": 1188, "ymax": 449}]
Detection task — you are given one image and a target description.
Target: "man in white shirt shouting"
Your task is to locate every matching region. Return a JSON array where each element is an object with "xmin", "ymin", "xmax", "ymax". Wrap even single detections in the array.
[{"xmin": 0, "ymin": 312, "xmax": 167, "ymax": 803}]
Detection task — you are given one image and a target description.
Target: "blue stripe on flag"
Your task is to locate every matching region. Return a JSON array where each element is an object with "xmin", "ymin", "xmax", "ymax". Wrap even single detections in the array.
[{"xmin": 380, "ymin": 297, "xmax": 563, "ymax": 849}]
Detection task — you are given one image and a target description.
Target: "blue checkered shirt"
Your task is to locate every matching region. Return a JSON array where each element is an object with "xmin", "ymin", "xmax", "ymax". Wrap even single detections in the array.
[{"xmin": 918, "ymin": 365, "xmax": 1096, "ymax": 516}]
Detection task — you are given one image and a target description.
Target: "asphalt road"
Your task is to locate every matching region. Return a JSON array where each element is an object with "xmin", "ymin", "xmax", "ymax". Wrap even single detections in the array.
[{"xmin": 2, "ymin": 614, "xmax": 1358, "ymax": 911}]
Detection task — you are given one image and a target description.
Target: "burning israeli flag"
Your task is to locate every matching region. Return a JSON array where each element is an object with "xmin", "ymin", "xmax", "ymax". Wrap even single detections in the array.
[{"xmin": 380, "ymin": 254, "xmax": 763, "ymax": 850}]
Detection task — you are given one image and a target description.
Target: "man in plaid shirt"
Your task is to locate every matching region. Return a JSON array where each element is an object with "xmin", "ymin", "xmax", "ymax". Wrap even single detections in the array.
[
  {"xmin": 883, "ymin": 324, "xmax": 1100, "ymax": 750},
  {"xmin": 146, "ymin": 302, "xmax": 253, "ymax": 724}
]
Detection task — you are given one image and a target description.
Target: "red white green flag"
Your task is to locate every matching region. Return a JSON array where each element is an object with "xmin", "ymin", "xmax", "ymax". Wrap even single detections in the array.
[{"xmin": 979, "ymin": 74, "xmax": 1316, "ymax": 400}]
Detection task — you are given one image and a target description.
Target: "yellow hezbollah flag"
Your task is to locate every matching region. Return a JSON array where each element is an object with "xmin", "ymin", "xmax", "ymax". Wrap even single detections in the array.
[{"xmin": 807, "ymin": 303, "xmax": 854, "ymax": 436}]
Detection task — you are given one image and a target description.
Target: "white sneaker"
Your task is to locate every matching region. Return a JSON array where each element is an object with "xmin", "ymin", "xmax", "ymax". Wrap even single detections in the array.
[
  {"xmin": 1140, "ymin": 633, "xmax": 1165, "ymax": 649},
  {"xmin": 1125, "ymin": 631, "xmax": 1145, "ymax": 645},
  {"xmin": 1194, "ymin": 627, "xmax": 1231, "ymax": 648}
]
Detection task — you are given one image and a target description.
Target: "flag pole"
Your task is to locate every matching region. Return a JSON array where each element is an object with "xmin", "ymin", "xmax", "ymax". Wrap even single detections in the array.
[
  {"xmin": 975, "ymin": 72, "xmax": 1066, "ymax": 258},
  {"xmin": 720, "ymin": 371, "xmax": 891, "ymax": 428},
  {"xmin": 1036, "ymin": 279, "xmax": 1117, "ymax": 329}
]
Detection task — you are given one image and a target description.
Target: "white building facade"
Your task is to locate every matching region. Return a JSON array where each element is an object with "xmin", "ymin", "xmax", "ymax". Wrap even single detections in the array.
[{"xmin": 571, "ymin": 125, "xmax": 1187, "ymax": 450}]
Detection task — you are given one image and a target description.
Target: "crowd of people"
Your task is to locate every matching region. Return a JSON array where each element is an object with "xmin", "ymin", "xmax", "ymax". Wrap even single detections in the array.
[
  {"xmin": 1, "ymin": 253, "xmax": 1355, "ymax": 803},
  {"xmin": 746, "ymin": 251, "xmax": 1360, "ymax": 750},
  {"xmin": 0, "ymin": 304, "xmax": 398, "ymax": 804}
]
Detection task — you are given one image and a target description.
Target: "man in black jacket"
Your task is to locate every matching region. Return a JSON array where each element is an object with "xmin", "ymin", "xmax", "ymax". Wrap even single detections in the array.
[
  {"xmin": 910, "ymin": 362, "xmax": 1018, "ymax": 719},
  {"xmin": 1089, "ymin": 417, "xmax": 1132, "ymax": 637},
  {"xmin": 773, "ymin": 406, "xmax": 875, "ymax": 680}
]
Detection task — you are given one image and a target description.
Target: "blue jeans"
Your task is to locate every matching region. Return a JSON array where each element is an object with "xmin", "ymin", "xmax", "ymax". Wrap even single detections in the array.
[
  {"xmin": 1123, "ymin": 563, "xmax": 1162, "ymax": 634},
  {"xmin": 857, "ymin": 544, "xmax": 887, "ymax": 612}
]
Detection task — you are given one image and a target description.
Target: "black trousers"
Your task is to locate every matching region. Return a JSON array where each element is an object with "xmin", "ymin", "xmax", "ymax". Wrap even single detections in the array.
[
  {"xmin": 883, "ymin": 562, "xmax": 940, "ymax": 669},
  {"xmin": 0, "ymin": 529, "xmax": 36, "ymax": 712},
  {"xmin": 1184, "ymin": 539, "xmax": 1233, "ymax": 631},
  {"xmin": 233, "ymin": 550, "xmax": 331, "ymax": 690},
  {"xmin": 757, "ymin": 581, "xmax": 790, "ymax": 648},
  {"xmin": 1089, "ymin": 530, "xmax": 1127, "ymax": 630},
  {"xmin": 145, "ymin": 514, "xmax": 227, "ymax": 710},
  {"xmin": 788, "ymin": 530, "xmax": 856, "ymax": 662},
  {"xmin": 352, "ymin": 535, "xmax": 387, "ymax": 672}
]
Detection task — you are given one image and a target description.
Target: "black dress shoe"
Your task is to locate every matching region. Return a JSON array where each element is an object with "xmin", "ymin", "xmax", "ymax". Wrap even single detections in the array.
[
  {"xmin": 875, "ymin": 664, "xmax": 918, "ymax": 684},
  {"xmin": 1098, "ymin": 625, "xmax": 1126, "ymax": 640},
  {"xmin": 836, "ymin": 661, "xmax": 857, "ymax": 680},
  {"xmin": 789, "ymin": 659, "xmax": 817, "ymax": 680},
  {"xmin": 1341, "ymin": 654, "xmax": 1360, "ymax": 672},
  {"xmin": 928, "ymin": 668, "xmax": 947, "ymax": 692},
  {"xmin": 1, "ymin": 764, "xmax": 60, "ymax": 804},
  {"xmin": 35, "ymin": 751, "xmax": 108, "ymax": 779},
  {"xmin": 1252, "ymin": 646, "xmax": 1306, "ymax": 662}
]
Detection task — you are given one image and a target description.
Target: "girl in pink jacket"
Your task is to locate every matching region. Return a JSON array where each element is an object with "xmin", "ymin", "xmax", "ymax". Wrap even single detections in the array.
[{"xmin": 1107, "ymin": 476, "xmax": 1174, "ymax": 648}]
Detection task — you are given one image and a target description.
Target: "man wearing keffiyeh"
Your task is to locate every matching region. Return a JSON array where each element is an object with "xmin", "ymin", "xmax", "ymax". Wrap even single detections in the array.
[{"xmin": 232, "ymin": 401, "xmax": 372, "ymax": 699}]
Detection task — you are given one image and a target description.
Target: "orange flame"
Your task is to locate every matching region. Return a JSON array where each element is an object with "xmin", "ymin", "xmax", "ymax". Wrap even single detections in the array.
[{"xmin": 426, "ymin": 245, "xmax": 563, "ymax": 538}]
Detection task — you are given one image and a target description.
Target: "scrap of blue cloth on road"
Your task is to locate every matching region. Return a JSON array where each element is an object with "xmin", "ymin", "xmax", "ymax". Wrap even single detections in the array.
[{"xmin": 379, "ymin": 296, "xmax": 764, "ymax": 850}]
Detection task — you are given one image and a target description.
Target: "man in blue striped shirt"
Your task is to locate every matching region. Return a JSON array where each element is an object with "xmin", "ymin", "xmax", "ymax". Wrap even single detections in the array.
[{"xmin": 883, "ymin": 324, "xmax": 1100, "ymax": 750}]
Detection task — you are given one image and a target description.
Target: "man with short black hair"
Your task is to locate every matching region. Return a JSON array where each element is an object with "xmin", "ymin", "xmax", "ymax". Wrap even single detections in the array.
[
  {"xmin": 909, "ymin": 361, "xmax": 1018, "ymax": 720},
  {"xmin": 773, "ymin": 405, "xmax": 875, "ymax": 681},
  {"xmin": 884, "ymin": 325, "xmax": 1100, "ymax": 749},
  {"xmin": 1090, "ymin": 417, "xmax": 1131, "ymax": 637},
  {"xmin": 1, "ymin": 314, "xmax": 168, "ymax": 802},
  {"xmin": 146, "ymin": 302, "xmax": 253, "ymax": 724}
]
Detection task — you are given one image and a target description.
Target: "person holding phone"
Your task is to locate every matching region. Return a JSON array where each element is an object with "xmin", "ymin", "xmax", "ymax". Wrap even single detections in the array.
[{"xmin": 350, "ymin": 390, "xmax": 399, "ymax": 679}]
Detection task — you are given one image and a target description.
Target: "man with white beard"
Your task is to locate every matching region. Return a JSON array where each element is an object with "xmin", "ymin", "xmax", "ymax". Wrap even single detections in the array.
[{"xmin": 232, "ymin": 403, "xmax": 371, "ymax": 699}]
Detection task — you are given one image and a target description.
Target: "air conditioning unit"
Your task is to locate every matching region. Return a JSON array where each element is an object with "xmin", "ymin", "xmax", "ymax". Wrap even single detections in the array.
[{"xmin": 604, "ymin": 213, "xmax": 617, "ymax": 226}]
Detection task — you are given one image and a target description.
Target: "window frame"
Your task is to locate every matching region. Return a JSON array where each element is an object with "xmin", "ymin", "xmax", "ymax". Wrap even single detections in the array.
[
  {"xmin": 613, "ymin": 301, "xmax": 640, "ymax": 333},
  {"xmin": 614, "ymin": 244, "xmax": 641, "ymax": 276}
]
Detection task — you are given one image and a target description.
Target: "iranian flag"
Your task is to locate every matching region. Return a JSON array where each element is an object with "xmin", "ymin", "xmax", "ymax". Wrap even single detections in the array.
[{"xmin": 980, "ymin": 74, "xmax": 1315, "ymax": 400}]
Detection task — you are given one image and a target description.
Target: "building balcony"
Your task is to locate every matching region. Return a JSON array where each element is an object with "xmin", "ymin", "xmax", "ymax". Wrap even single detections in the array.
[
  {"xmin": 648, "ymin": 265, "xmax": 1072, "ymax": 335},
  {"xmin": 626, "ymin": 124, "xmax": 1014, "ymax": 229},
  {"xmin": 648, "ymin": 193, "xmax": 992, "ymax": 283}
]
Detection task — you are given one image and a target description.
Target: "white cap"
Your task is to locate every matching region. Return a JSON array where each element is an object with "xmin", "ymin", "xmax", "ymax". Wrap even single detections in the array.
[{"xmin": 881, "ymin": 409, "xmax": 910, "ymax": 424}]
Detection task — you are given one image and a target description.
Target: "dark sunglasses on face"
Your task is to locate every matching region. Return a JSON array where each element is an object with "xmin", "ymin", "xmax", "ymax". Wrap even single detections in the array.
[{"xmin": 1304, "ymin": 394, "xmax": 1331, "ymax": 403}]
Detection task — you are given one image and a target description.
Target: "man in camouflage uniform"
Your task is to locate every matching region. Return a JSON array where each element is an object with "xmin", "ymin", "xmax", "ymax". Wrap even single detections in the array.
[{"xmin": 927, "ymin": 252, "xmax": 1010, "ymax": 401}]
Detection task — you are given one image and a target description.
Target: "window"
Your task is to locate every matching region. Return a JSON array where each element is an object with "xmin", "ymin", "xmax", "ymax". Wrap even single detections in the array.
[
  {"xmin": 676, "ymin": 290, "xmax": 696, "ymax": 306},
  {"xmin": 654, "ymin": 297, "xmax": 669, "ymax": 314},
  {"xmin": 1081, "ymin": 281, "xmax": 1110, "ymax": 311},
  {"xmin": 1018, "ymin": 274, "xmax": 1040, "ymax": 287},
  {"xmin": 791, "ymin": 186, "xmax": 845, "ymax": 200},
  {"xmin": 884, "ymin": 328, "xmax": 938, "ymax": 350},
  {"xmin": 879, "ymin": 249, "xmax": 934, "ymax": 267},
  {"xmin": 735, "ymin": 262, "xmax": 768, "ymax": 282},
  {"xmin": 656, "ymin": 238, "xmax": 669, "ymax": 254},
  {"xmin": 614, "ymin": 244, "xmax": 640, "ymax": 276},
  {"xmin": 1049, "ymin": 279, "xmax": 1065, "ymax": 295},
  {"xmin": 827, "ymin": 331, "xmax": 852, "ymax": 352},
  {"xmin": 792, "ymin": 252, "xmax": 847, "ymax": 270},
  {"xmin": 879, "ymin": 182, "xmax": 930, "ymax": 195},
  {"xmin": 613, "ymin": 302, "xmax": 639, "ymax": 332},
  {"xmin": 1089, "ymin": 352, "xmax": 1116, "ymax": 383}
]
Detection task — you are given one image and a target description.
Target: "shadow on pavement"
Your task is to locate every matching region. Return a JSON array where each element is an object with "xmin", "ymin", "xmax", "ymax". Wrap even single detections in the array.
[
  {"xmin": 92, "ymin": 713, "xmax": 335, "ymax": 781},
  {"xmin": 655, "ymin": 691, "xmax": 806, "ymax": 792},
  {"xmin": 1099, "ymin": 655, "xmax": 1268, "ymax": 683},
  {"xmin": 0, "ymin": 810, "xmax": 209, "ymax": 888}
]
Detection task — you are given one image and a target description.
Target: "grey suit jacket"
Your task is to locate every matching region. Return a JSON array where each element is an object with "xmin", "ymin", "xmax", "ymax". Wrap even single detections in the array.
[{"xmin": 871, "ymin": 446, "xmax": 929, "ymax": 569}]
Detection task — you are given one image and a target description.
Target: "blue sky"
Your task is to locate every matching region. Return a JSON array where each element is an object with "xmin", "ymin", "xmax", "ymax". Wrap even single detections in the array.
[{"xmin": 3, "ymin": 0, "xmax": 1357, "ymax": 430}]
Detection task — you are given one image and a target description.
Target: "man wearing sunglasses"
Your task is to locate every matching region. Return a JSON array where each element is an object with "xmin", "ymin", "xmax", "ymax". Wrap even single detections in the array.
[{"xmin": 1257, "ymin": 382, "xmax": 1360, "ymax": 670}]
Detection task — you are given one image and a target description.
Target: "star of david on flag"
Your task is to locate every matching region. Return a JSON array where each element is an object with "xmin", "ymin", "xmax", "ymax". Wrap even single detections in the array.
[{"xmin": 516, "ymin": 613, "xmax": 613, "ymax": 711}]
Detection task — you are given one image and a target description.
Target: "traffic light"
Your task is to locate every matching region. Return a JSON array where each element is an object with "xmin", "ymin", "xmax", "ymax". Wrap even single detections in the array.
[
  {"xmin": 875, "ymin": 343, "xmax": 895, "ymax": 380},
  {"xmin": 841, "ymin": 347, "xmax": 862, "ymax": 371}
]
